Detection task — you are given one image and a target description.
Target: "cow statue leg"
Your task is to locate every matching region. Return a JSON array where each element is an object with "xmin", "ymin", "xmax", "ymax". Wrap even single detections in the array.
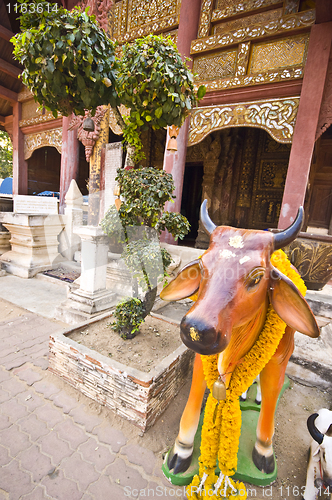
[
  {"xmin": 167, "ymin": 354, "xmax": 206, "ymax": 474},
  {"xmin": 240, "ymin": 376, "xmax": 261, "ymax": 404},
  {"xmin": 253, "ymin": 326, "xmax": 295, "ymax": 474}
]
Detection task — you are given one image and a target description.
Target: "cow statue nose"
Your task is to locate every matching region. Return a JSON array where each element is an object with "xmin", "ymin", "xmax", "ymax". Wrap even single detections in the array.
[{"xmin": 180, "ymin": 315, "xmax": 227, "ymax": 355}]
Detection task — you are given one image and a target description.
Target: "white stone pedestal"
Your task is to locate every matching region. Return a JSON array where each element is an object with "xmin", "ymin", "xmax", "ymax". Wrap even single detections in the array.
[
  {"xmin": 0, "ymin": 213, "xmax": 65, "ymax": 278},
  {"xmin": 56, "ymin": 226, "xmax": 117, "ymax": 324},
  {"xmin": 0, "ymin": 225, "xmax": 10, "ymax": 255}
]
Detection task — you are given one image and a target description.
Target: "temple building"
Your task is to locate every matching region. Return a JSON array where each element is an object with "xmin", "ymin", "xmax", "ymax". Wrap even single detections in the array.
[{"xmin": 0, "ymin": 0, "xmax": 332, "ymax": 248}]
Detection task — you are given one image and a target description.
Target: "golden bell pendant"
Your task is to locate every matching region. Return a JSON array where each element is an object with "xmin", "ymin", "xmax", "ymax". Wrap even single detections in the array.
[{"xmin": 212, "ymin": 378, "xmax": 226, "ymax": 401}]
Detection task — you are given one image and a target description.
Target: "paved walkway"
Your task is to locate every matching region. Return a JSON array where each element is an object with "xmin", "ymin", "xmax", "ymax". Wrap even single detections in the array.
[{"xmin": 0, "ymin": 308, "xmax": 182, "ymax": 500}]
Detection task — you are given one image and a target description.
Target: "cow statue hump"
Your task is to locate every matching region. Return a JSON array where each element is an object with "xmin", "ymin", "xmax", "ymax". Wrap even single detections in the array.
[{"xmin": 160, "ymin": 200, "xmax": 319, "ymax": 478}]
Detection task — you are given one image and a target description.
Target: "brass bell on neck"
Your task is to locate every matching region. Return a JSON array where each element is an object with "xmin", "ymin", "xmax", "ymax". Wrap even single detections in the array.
[{"xmin": 212, "ymin": 378, "xmax": 226, "ymax": 401}]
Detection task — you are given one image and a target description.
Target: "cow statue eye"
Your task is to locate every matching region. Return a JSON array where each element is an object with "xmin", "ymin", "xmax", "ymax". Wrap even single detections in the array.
[{"xmin": 245, "ymin": 268, "xmax": 265, "ymax": 291}]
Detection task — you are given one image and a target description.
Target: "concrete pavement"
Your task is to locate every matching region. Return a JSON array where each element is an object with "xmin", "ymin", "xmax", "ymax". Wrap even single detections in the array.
[
  {"xmin": 0, "ymin": 273, "xmax": 331, "ymax": 500},
  {"xmin": 0, "ymin": 294, "xmax": 185, "ymax": 499}
]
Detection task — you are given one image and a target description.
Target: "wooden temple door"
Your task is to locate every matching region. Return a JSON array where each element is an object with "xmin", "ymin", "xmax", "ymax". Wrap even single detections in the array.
[{"xmin": 307, "ymin": 127, "xmax": 332, "ymax": 232}]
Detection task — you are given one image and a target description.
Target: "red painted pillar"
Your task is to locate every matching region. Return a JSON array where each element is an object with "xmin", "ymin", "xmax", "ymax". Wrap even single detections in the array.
[
  {"xmin": 12, "ymin": 102, "xmax": 28, "ymax": 196},
  {"xmin": 59, "ymin": 115, "xmax": 79, "ymax": 214},
  {"xmin": 161, "ymin": 0, "xmax": 202, "ymax": 244},
  {"xmin": 278, "ymin": 22, "xmax": 332, "ymax": 229}
]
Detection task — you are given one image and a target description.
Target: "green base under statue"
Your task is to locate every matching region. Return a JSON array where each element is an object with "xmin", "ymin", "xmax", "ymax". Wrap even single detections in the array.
[{"xmin": 162, "ymin": 376, "xmax": 290, "ymax": 487}]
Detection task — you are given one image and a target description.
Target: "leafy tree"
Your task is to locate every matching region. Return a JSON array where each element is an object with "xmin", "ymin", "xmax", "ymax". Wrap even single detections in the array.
[
  {"xmin": 100, "ymin": 167, "xmax": 190, "ymax": 338},
  {"xmin": 11, "ymin": 1, "xmax": 206, "ymax": 157},
  {"xmin": 0, "ymin": 131, "xmax": 13, "ymax": 179}
]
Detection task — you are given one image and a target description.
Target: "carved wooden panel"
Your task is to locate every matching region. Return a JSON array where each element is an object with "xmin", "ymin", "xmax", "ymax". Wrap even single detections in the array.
[
  {"xmin": 248, "ymin": 131, "xmax": 291, "ymax": 228},
  {"xmin": 249, "ymin": 34, "xmax": 309, "ymax": 74},
  {"xmin": 188, "ymin": 98, "xmax": 299, "ymax": 146},
  {"xmin": 192, "ymin": 50, "xmax": 237, "ymax": 81},
  {"xmin": 212, "ymin": 8, "xmax": 283, "ymax": 35},
  {"xmin": 191, "ymin": 10, "xmax": 314, "ymax": 54},
  {"xmin": 24, "ymin": 128, "xmax": 63, "ymax": 160},
  {"xmin": 109, "ymin": 0, "xmax": 181, "ymax": 42}
]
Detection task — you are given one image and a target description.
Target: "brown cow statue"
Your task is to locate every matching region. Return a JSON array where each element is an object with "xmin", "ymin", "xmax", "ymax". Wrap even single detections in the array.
[{"xmin": 160, "ymin": 200, "xmax": 319, "ymax": 476}]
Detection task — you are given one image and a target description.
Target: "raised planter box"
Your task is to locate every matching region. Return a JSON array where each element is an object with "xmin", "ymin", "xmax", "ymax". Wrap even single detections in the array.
[{"xmin": 49, "ymin": 312, "xmax": 194, "ymax": 431}]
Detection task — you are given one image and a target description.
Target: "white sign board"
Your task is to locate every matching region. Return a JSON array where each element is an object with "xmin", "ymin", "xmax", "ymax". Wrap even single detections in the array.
[{"xmin": 14, "ymin": 195, "xmax": 59, "ymax": 215}]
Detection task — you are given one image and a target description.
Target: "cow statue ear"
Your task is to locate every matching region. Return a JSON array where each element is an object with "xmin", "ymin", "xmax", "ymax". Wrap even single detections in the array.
[
  {"xmin": 268, "ymin": 267, "xmax": 319, "ymax": 338},
  {"xmin": 160, "ymin": 260, "xmax": 201, "ymax": 301}
]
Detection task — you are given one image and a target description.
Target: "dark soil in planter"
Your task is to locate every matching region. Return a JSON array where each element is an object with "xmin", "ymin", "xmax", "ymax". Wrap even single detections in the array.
[{"xmin": 69, "ymin": 314, "xmax": 182, "ymax": 373}]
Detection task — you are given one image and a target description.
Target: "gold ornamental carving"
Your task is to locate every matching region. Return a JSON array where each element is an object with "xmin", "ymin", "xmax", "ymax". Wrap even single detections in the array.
[
  {"xmin": 213, "ymin": 8, "xmax": 283, "ymax": 35},
  {"xmin": 18, "ymin": 87, "xmax": 34, "ymax": 102},
  {"xmin": 188, "ymin": 98, "xmax": 300, "ymax": 146},
  {"xmin": 127, "ymin": 0, "xmax": 178, "ymax": 30},
  {"xmin": 235, "ymin": 42, "xmax": 251, "ymax": 77},
  {"xmin": 193, "ymin": 50, "xmax": 237, "ymax": 81},
  {"xmin": 110, "ymin": 0, "xmax": 180, "ymax": 43},
  {"xmin": 195, "ymin": 67, "xmax": 304, "ymax": 93},
  {"xmin": 197, "ymin": 0, "xmax": 214, "ymax": 38},
  {"xmin": 213, "ymin": 0, "xmax": 281, "ymax": 21},
  {"xmin": 19, "ymin": 111, "xmax": 60, "ymax": 128},
  {"xmin": 249, "ymin": 34, "xmax": 309, "ymax": 74},
  {"xmin": 24, "ymin": 128, "xmax": 62, "ymax": 160},
  {"xmin": 191, "ymin": 10, "xmax": 314, "ymax": 54},
  {"xmin": 109, "ymin": 104, "xmax": 130, "ymax": 135}
]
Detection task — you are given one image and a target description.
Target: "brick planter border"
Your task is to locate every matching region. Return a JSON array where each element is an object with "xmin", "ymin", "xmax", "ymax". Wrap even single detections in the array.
[{"xmin": 49, "ymin": 312, "xmax": 194, "ymax": 431}]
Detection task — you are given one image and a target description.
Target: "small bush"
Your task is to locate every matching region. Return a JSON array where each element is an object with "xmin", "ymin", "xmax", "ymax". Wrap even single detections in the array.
[{"xmin": 111, "ymin": 297, "xmax": 145, "ymax": 339}]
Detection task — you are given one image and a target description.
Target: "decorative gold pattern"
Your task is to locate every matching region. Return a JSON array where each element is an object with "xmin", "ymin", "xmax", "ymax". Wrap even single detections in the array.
[
  {"xmin": 249, "ymin": 35, "xmax": 308, "ymax": 73},
  {"xmin": 283, "ymin": 0, "xmax": 300, "ymax": 15},
  {"xmin": 213, "ymin": 8, "xmax": 283, "ymax": 35},
  {"xmin": 127, "ymin": 0, "xmax": 178, "ymax": 30},
  {"xmin": 188, "ymin": 98, "xmax": 300, "ymax": 146},
  {"xmin": 235, "ymin": 42, "xmax": 250, "ymax": 77},
  {"xmin": 191, "ymin": 11, "xmax": 314, "ymax": 54},
  {"xmin": 195, "ymin": 67, "xmax": 304, "ymax": 93},
  {"xmin": 19, "ymin": 112, "xmax": 60, "ymax": 128},
  {"xmin": 192, "ymin": 50, "xmax": 237, "ymax": 81},
  {"xmin": 21, "ymin": 99, "xmax": 42, "ymax": 122},
  {"xmin": 236, "ymin": 128, "xmax": 257, "ymax": 208},
  {"xmin": 110, "ymin": 0, "xmax": 180, "ymax": 42},
  {"xmin": 18, "ymin": 87, "xmax": 34, "ymax": 102},
  {"xmin": 213, "ymin": 0, "xmax": 284, "ymax": 22},
  {"xmin": 259, "ymin": 160, "xmax": 288, "ymax": 189},
  {"xmin": 197, "ymin": 0, "xmax": 214, "ymax": 38},
  {"xmin": 24, "ymin": 128, "xmax": 62, "ymax": 160},
  {"xmin": 248, "ymin": 130, "xmax": 290, "ymax": 228},
  {"xmin": 109, "ymin": 104, "xmax": 130, "ymax": 135},
  {"xmin": 285, "ymin": 238, "xmax": 332, "ymax": 290}
]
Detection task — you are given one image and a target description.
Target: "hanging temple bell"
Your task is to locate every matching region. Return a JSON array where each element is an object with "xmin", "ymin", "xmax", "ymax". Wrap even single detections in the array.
[{"xmin": 212, "ymin": 378, "xmax": 227, "ymax": 401}]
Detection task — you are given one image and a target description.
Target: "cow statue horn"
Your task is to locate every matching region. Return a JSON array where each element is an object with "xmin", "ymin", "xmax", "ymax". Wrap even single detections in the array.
[
  {"xmin": 307, "ymin": 413, "xmax": 324, "ymax": 444},
  {"xmin": 200, "ymin": 199, "xmax": 217, "ymax": 235},
  {"xmin": 273, "ymin": 206, "xmax": 304, "ymax": 251}
]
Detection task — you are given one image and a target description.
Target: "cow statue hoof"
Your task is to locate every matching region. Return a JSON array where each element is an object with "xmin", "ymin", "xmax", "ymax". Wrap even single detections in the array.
[
  {"xmin": 167, "ymin": 439, "xmax": 193, "ymax": 474},
  {"xmin": 252, "ymin": 446, "xmax": 275, "ymax": 474}
]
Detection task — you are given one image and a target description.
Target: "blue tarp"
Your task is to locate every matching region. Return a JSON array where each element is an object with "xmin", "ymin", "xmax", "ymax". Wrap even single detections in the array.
[
  {"xmin": 36, "ymin": 191, "xmax": 60, "ymax": 199},
  {"xmin": 0, "ymin": 177, "xmax": 12, "ymax": 195}
]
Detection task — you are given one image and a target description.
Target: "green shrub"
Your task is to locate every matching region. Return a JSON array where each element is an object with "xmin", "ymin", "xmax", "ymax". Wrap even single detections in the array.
[{"xmin": 111, "ymin": 297, "xmax": 145, "ymax": 339}]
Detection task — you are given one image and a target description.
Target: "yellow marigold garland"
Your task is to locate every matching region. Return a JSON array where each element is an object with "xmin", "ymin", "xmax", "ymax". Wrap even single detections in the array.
[{"xmin": 186, "ymin": 250, "xmax": 306, "ymax": 500}]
